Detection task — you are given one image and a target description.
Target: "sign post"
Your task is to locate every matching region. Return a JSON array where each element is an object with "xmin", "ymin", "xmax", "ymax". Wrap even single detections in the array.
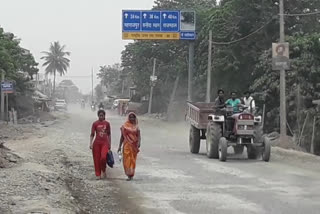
[
  {"xmin": 0, "ymin": 71, "xmax": 4, "ymax": 120},
  {"xmin": 148, "ymin": 59, "xmax": 157, "ymax": 114},
  {"xmin": 1, "ymin": 81, "xmax": 14, "ymax": 122},
  {"xmin": 1, "ymin": 82, "xmax": 15, "ymax": 94}
]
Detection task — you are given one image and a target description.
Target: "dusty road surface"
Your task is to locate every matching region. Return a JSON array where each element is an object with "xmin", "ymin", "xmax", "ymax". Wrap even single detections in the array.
[{"xmin": 1, "ymin": 108, "xmax": 320, "ymax": 214}]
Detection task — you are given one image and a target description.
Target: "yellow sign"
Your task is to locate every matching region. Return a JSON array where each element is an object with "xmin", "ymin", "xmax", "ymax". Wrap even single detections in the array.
[{"xmin": 122, "ymin": 32, "xmax": 180, "ymax": 40}]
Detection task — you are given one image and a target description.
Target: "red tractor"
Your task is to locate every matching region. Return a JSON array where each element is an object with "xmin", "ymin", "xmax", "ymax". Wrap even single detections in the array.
[{"xmin": 206, "ymin": 106, "xmax": 271, "ymax": 162}]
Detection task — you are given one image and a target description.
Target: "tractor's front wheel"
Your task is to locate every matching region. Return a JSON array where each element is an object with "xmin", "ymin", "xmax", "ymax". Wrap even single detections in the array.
[
  {"xmin": 189, "ymin": 125, "xmax": 201, "ymax": 154},
  {"xmin": 219, "ymin": 137, "xmax": 228, "ymax": 162},
  {"xmin": 262, "ymin": 137, "xmax": 271, "ymax": 162}
]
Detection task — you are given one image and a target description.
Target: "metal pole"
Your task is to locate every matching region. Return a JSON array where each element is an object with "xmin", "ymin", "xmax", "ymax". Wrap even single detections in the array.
[
  {"xmin": 188, "ymin": 42, "xmax": 195, "ymax": 102},
  {"xmin": 206, "ymin": 30, "xmax": 212, "ymax": 103},
  {"xmin": 311, "ymin": 116, "xmax": 316, "ymax": 154},
  {"xmin": 91, "ymin": 68, "xmax": 94, "ymax": 101},
  {"xmin": 0, "ymin": 70, "xmax": 5, "ymax": 120},
  {"xmin": 122, "ymin": 78, "xmax": 125, "ymax": 95},
  {"xmin": 148, "ymin": 58, "xmax": 156, "ymax": 114},
  {"xmin": 279, "ymin": 0, "xmax": 287, "ymax": 139},
  {"xmin": 6, "ymin": 94, "xmax": 8, "ymax": 123}
]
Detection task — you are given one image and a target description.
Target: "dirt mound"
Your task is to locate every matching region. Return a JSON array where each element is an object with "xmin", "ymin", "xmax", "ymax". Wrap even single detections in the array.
[
  {"xmin": 0, "ymin": 142, "xmax": 20, "ymax": 168},
  {"xmin": 267, "ymin": 132, "xmax": 306, "ymax": 152},
  {"xmin": 19, "ymin": 111, "xmax": 57, "ymax": 124}
]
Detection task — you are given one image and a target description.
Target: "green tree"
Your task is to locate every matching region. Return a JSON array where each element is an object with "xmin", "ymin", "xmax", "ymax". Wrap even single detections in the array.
[
  {"xmin": 0, "ymin": 27, "xmax": 39, "ymax": 93},
  {"xmin": 95, "ymin": 84, "xmax": 104, "ymax": 101},
  {"xmin": 97, "ymin": 64, "xmax": 124, "ymax": 95},
  {"xmin": 121, "ymin": 0, "xmax": 320, "ymax": 120},
  {"xmin": 41, "ymin": 42, "xmax": 70, "ymax": 96}
]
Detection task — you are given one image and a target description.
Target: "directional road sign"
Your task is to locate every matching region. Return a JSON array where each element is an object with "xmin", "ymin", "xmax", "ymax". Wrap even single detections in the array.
[
  {"xmin": 122, "ymin": 10, "xmax": 196, "ymax": 40},
  {"xmin": 1, "ymin": 82, "xmax": 14, "ymax": 94},
  {"xmin": 141, "ymin": 11, "xmax": 161, "ymax": 32},
  {"xmin": 122, "ymin": 11, "xmax": 141, "ymax": 32}
]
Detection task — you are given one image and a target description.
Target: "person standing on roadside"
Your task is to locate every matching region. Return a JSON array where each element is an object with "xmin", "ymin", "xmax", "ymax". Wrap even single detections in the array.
[
  {"xmin": 118, "ymin": 112, "xmax": 141, "ymax": 181},
  {"xmin": 90, "ymin": 110, "xmax": 111, "ymax": 180}
]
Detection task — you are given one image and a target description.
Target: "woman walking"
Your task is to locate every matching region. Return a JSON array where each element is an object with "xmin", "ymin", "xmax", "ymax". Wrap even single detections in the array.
[
  {"xmin": 90, "ymin": 110, "xmax": 111, "ymax": 180},
  {"xmin": 118, "ymin": 112, "xmax": 141, "ymax": 181}
]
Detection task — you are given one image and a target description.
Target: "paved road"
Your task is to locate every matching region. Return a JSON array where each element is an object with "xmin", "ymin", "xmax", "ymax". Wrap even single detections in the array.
[{"xmin": 58, "ymin": 108, "xmax": 320, "ymax": 214}]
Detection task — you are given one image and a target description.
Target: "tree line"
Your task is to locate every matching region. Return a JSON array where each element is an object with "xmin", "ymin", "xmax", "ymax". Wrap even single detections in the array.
[{"xmin": 97, "ymin": 0, "xmax": 320, "ymax": 153}]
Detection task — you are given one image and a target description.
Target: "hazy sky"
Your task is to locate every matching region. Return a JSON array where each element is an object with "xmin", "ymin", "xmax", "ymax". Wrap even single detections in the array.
[{"xmin": 0, "ymin": 0, "xmax": 154, "ymax": 93}]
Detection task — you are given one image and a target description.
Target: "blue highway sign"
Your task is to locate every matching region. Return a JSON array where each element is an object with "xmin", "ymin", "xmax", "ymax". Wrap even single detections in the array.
[
  {"xmin": 122, "ymin": 10, "xmax": 196, "ymax": 40},
  {"xmin": 141, "ymin": 11, "xmax": 161, "ymax": 32},
  {"xmin": 122, "ymin": 11, "xmax": 141, "ymax": 32},
  {"xmin": 1, "ymin": 81, "xmax": 14, "ymax": 94},
  {"xmin": 160, "ymin": 11, "xmax": 179, "ymax": 32}
]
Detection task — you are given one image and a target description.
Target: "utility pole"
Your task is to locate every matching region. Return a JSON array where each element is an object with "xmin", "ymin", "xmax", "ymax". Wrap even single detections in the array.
[
  {"xmin": 188, "ymin": 42, "xmax": 195, "ymax": 102},
  {"xmin": 279, "ymin": 0, "xmax": 287, "ymax": 139},
  {"xmin": 91, "ymin": 68, "xmax": 94, "ymax": 102},
  {"xmin": 206, "ymin": 30, "xmax": 213, "ymax": 103},
  {"xmin": 0, "ymin": 70, "xmax": 5, "ymax": 120},
  {"xmin": 148, "ymin": 58, "xmax": 156, "ymax": 114}
]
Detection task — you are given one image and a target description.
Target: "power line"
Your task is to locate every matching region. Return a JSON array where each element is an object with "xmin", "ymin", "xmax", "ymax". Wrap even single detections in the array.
[
  {"xmin": 283, "ymin": 11, "xmax": 320, "ymax": 17},
  {"xmin": 59, "ymin": 75, "xmax": 91, "ymax": 78},
  {"xmin": 209, "ymin": 9, "xmax": 320, "ymax": 46},
  {"xmin": 211, "ymin": 17, "xmax": 274, "ymax": 45}
]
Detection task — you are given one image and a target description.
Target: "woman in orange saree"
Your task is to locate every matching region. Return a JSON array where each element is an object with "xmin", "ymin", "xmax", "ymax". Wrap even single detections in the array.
[{"xmin": 118, "ymin": 112, "xmax": 141, "ymax": 181}]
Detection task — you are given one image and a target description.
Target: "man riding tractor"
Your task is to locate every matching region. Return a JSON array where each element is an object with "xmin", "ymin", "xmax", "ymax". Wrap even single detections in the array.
[{"xmin": 242, "ymin": 91, "xmax": 256, "ymax": 114}]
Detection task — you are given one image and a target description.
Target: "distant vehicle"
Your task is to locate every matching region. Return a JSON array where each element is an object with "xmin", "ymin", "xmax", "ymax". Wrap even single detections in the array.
[
  {"xmin": 126, "ymin": 101, "xmax": 144, "ymax": 115},
  {"xmin": 55, "ymin": 99, "xmax": 68, "ymax": 111},
  {"xmin": 112, "ymin": 99, "xmax": 130, "ymax": 115},
  {"xmin": 112, "ymin": 99, "xmax": 120, "ymax": 110},
  {"xmin": 91, "ymin": 103, "xmax": 96, "ymax": 112},
  {"xmin": 98, "ymin": 102, "xmax": 104, "ymax": 110}
]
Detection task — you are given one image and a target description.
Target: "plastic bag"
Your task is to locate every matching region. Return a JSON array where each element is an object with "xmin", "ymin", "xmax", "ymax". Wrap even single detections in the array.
[{"xmin": 107, "ymin": 150, "xmax": 114, "ymax": 168}]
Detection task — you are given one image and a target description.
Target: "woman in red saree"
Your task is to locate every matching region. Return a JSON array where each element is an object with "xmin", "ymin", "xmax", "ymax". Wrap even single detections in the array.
[{"xmin": 118, "ymin": 112, "xmax": 141, "ymax": 181}]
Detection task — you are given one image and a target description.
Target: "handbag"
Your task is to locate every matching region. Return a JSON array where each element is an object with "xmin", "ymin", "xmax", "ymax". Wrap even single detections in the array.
[{"xmin": 107, "ymin": 150, "xmax": 114, "ymax": 168}]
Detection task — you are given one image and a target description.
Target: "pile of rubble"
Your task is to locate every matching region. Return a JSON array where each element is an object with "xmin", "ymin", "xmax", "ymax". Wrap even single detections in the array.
[{"xmin": 0, "ymin": 139, "xmax": 20, "ymax": 168}]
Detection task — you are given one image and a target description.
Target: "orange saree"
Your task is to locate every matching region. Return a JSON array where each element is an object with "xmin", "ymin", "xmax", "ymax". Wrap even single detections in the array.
[{"xmin": 121, "ymin": 114, "xmax": 140, "ymax": 177}]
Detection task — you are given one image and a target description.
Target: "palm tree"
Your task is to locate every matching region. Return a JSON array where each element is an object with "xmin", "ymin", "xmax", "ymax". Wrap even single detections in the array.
[{"xmin": 41, "ymin": 41, "xmax": 70, "ymax": 96}]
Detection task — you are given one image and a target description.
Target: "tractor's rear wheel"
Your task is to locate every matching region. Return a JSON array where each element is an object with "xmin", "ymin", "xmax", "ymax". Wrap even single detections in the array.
[
  {"xmin": 206, "ymin": 122, "xmax": 221, "ymax": 159},
  {"xmin": 189, "ymin": 125, "xmax": 201, "ymax": 154}
]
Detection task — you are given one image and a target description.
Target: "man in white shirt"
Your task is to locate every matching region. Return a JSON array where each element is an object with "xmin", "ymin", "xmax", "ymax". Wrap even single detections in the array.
[{"xmin": 242, "ymin": 91, "xmax": 256, "ymax": 113}]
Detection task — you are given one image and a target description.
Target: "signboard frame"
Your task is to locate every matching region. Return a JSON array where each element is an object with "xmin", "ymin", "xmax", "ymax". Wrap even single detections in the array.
[{"xmin": 122, "ymin": 10, "xmax": 196, "ymax": 40}]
